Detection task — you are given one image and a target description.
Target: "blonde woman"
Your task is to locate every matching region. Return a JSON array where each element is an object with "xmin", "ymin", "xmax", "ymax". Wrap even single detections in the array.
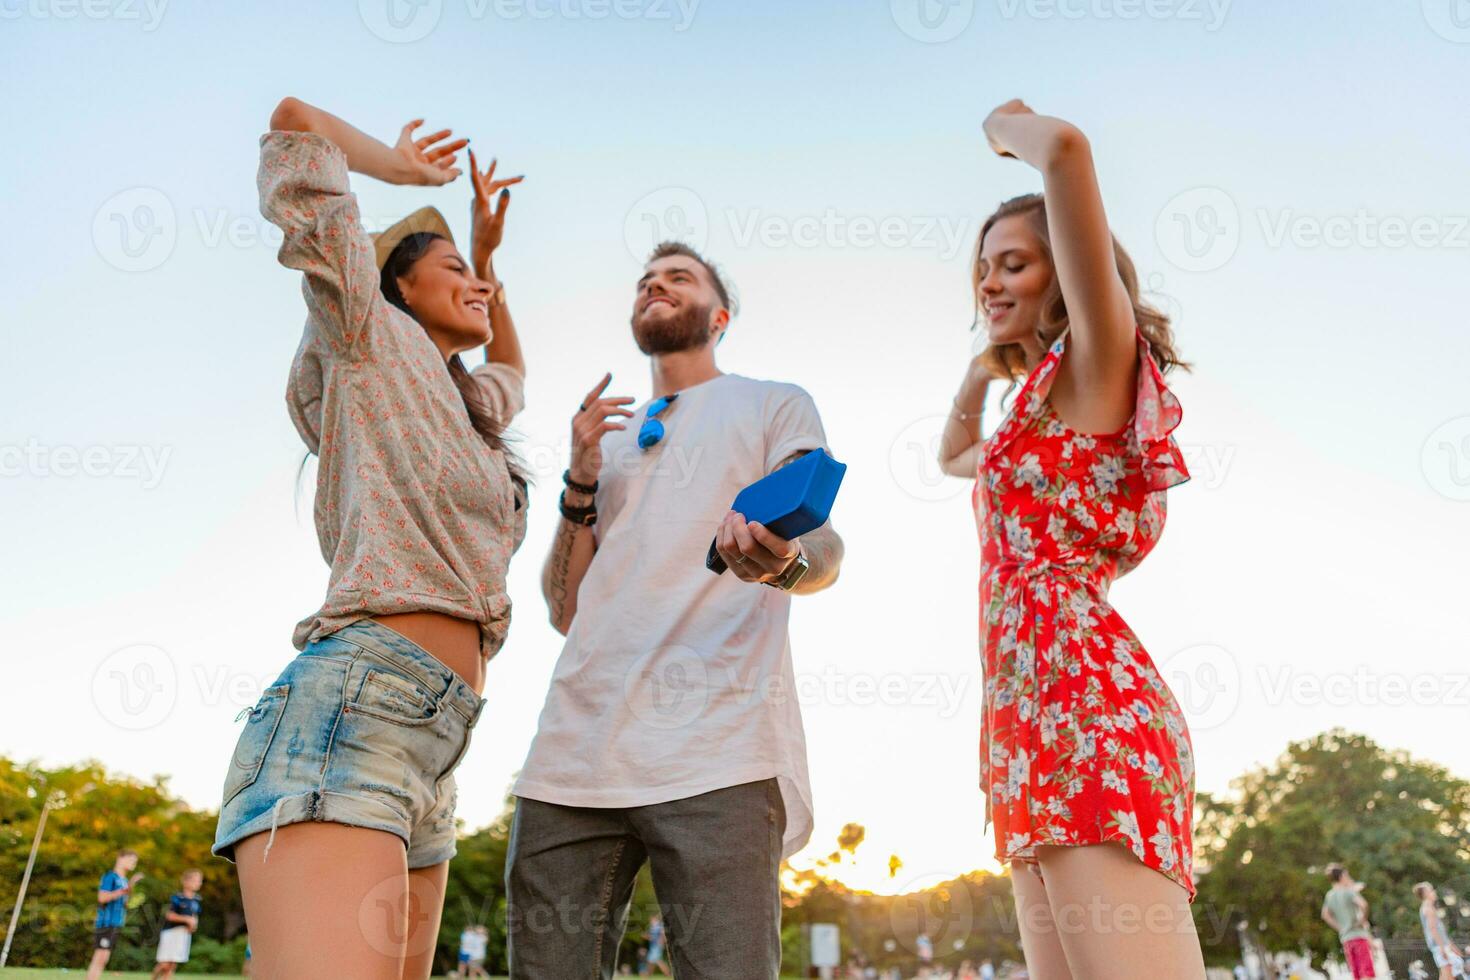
[{"xmin": 940, "ymin": 100, "xmax": 1202, "ymax": 978}]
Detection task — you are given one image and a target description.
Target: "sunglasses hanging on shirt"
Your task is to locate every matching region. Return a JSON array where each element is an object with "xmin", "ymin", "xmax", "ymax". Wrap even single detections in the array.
[{"xmin": 638, "ymin": 393, "xmax": 680, "ymax": 450}]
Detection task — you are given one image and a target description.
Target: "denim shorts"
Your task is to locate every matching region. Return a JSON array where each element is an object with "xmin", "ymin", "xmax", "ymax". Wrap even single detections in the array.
[{"xmin": 212, "ymin": 620, "xmax": 486, "ymax": 869}]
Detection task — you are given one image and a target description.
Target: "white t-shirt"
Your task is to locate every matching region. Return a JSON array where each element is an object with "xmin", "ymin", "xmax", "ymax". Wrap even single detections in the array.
[{"xmin": 514, "ymin": 373, "xmax": 829, "ymax": 858}]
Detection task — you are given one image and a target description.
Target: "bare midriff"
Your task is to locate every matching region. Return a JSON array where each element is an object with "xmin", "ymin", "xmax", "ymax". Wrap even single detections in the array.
[{"xmin": 370, "ymin": 611, "xmax": 484, "ymax": 694}]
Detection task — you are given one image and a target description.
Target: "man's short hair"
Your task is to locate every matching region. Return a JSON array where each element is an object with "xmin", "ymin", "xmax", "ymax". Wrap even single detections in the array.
[
  {"xmin": 1326, "ymin": 863, "xmax": 1346, "ymax": 883},
  {"xmin": 646, "ymin": 241, "xmax": 737, "ymax": 316},
  {"xmin": 117, "ymin": 848, "xmax": 138, "ymax": 860}
]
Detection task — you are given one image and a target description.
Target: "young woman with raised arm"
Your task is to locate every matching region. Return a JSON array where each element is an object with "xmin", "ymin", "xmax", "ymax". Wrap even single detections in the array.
[{"xmin": 941, "ymin": 99, "xmax": 1204, "ymax": 979}]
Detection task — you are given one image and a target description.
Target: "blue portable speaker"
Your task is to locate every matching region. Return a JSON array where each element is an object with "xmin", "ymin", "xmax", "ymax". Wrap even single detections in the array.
[{"xmin": 706, "ymin": 447, "xmax": 847, "ymax": 574}]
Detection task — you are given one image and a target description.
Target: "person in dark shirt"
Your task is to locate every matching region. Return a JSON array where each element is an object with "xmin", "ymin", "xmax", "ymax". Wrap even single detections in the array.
[
  {"xmin": 152, "ymin": 869, "xmax": 203, "ymax": 978},
  {"xmin": 86, "ymin": 848, "xmax": 142, "ymax": 980}
]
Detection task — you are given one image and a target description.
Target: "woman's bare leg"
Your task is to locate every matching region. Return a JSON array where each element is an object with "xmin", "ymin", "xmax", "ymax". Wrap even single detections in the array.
[
  {"xmin": 235, "ymin": 823, "xmax": 410, "ymax": 980},
  {"xmin": 1010, "ymin": 860, "xmax": 1074, "ymax": 980},
  {"xmin": 400, "ymin": 861, "xmax": 450, "ymax": 980},
  {"xmin": 1034, "ymin": 842, "xmax": 1205, "ymax": 980}
]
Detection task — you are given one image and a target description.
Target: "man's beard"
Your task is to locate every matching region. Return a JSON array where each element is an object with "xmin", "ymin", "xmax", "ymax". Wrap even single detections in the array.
[{"xmin": 632, "ymin": 300, "xmax": 712, "ymax": 355}]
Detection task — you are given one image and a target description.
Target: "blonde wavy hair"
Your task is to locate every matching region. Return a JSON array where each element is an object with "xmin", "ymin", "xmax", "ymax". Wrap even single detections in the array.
[{"xmin": 972, "ymin": 193, "xmax": 1188, "ymax": 381}]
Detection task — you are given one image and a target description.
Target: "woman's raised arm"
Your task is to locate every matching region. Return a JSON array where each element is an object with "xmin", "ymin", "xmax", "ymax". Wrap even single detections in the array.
[
  {"xmin": 982, "ymin": 100, "xmax": 1137, "ymax": 407},
  {"xmin": 269, "ymin": 97, "xmax": 466, "ymax": 188}
]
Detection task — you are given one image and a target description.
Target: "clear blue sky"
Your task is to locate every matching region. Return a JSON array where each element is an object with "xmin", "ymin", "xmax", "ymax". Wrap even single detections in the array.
[{"xmin": 4, "ymin": 0, "xmax": 1469, "ymax": 891}]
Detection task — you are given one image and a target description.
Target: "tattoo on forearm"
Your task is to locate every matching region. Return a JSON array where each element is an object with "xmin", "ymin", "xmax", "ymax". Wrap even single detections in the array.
[{"xmin": 547, "ymin": 519, "xmax": 579, "ymax": 625}]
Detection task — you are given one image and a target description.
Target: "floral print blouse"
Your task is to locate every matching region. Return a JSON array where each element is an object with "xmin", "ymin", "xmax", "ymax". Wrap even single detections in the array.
[{"xmin": 260, "ymin": 130, "xmax": 527, "ymax": 660}]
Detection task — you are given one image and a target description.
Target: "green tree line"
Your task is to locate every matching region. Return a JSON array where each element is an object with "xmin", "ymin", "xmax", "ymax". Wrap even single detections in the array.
[{"xmin": 3, "ymin": 729, "xmax": 1467, "ymax": 973}]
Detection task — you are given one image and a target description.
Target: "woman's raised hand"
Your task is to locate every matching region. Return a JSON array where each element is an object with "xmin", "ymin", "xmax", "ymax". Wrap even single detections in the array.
[
  {"xmin": 392, "ymin": 119, "xmax": 469, "ymax": 186},
  {"xmin": 982, "ymin": 98, "xmax": 1034, "ymax": 159},
  {"xmin": 469, "ymin": 147, "xmax": 525, "ymax": 274}
]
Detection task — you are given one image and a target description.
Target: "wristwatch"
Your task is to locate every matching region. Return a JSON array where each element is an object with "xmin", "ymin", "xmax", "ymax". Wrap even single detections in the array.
[{"xmin": 767, "ymin": 550, "xmax": 810, "ymax": 592}]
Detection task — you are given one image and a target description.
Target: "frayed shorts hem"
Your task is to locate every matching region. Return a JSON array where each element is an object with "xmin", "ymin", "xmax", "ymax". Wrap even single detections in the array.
[{"xmin": 213, "ymin": 788, "xmax": 453, "ymax": 870}]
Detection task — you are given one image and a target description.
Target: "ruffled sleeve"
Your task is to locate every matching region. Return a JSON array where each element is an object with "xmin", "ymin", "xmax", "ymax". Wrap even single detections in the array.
[
  {"xmin": 981, "ymin": 329, "xmax": 1190, "ymax": 492},
  {"xmin": 258, "ymin": 130, "xmax": 384, "ymax": 358},
  {"xmin": 1132, "ymin": 335, "xmax": 1190, "ymax": 492}
]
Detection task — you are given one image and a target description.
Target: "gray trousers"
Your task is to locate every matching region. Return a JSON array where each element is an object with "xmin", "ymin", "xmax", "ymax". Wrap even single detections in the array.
[{"xmin": 505, "ymin": 778, "xmax": 786, "ymax": 978}]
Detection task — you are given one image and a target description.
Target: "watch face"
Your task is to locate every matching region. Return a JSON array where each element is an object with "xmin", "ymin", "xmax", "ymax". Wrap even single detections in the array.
[{"xmin": 781, "ymin": 554, "xmax": 810, "ymax": 590}]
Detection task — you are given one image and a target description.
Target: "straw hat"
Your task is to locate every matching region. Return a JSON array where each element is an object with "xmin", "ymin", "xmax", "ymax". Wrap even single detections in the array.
[{"xmin": 371, "ymin": 206, "xmax": 454, "ymax": 271}]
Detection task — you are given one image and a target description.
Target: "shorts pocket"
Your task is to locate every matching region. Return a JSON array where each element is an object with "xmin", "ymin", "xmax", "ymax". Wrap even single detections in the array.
[
  {"xmin": 222, "ymin": 684, "xmax": 290, "ymax": 807},
  {"xmin": 346, "ymin": 668, "xmax": 441, "ymax": 728}
]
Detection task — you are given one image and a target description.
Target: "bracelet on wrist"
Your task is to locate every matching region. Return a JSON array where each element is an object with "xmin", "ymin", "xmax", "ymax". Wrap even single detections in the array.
[
  {"xmin": 558, "ymin": 490, "xmax": 597, "ymax": 527},
  {"xmin": 563, "ymin": 469, "xmax": 598, "ymax": 495}
]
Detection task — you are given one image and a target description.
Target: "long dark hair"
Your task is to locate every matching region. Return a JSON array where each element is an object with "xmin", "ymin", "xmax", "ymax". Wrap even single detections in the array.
[{"xmin": 380, "ymin": 232, "xmax": 526, "ymax": 487}]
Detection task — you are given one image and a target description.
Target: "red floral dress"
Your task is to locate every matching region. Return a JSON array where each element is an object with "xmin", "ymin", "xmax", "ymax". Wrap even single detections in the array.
[{"xmin": 973, "ymin": 329, "xmax": 1197, "ymax": 901}]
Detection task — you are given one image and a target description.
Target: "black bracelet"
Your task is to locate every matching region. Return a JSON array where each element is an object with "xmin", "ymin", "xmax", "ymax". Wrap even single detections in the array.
[
  {"xmin": 562, "ymin": 469, "xmax": 598, "ymax": 495},
  {"xmin": 559, "ymin": 490, "xmax": 597, "ymax": 526}
]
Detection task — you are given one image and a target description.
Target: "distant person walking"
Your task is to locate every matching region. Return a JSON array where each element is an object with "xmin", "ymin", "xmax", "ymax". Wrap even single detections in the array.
[
  {"xmin": 1415, "ymin": 882, "xmax": 1467, "ymax": 980},
  {"xmin": 86, "ymin": 848, "xmax": 142, "ymax": 980},
  {"xmin": 1322, "ymin": 863, "xmax": 1376, "ymax": 979}
]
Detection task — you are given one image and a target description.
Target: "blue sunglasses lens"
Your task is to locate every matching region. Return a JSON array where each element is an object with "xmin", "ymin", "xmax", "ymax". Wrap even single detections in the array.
[
  {"xmin": 638, "ymin": 418, "xmax": 666, "ymax": 449},
  {"xmin": 638, "ymin": 393, "xmax": 679, "ymax": 450}
]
